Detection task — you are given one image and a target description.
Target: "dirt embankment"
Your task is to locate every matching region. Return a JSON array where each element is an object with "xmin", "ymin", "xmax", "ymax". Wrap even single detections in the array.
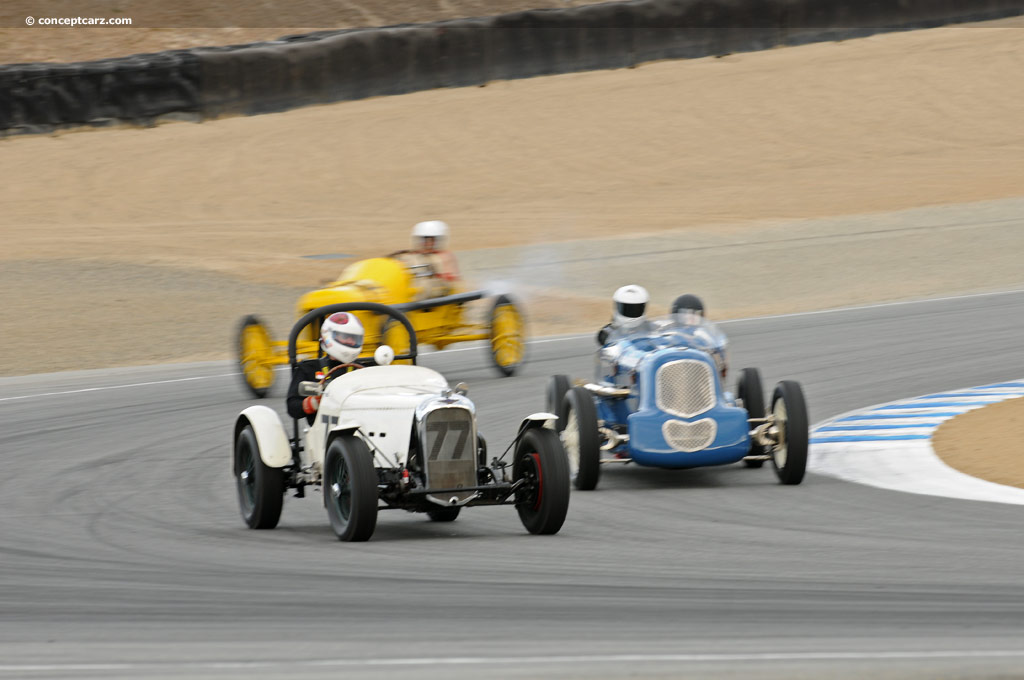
[
  {"xmin": 933, "ymin": 398, "xmax": 1024, "ymax": 489},
  {"xmin": 2, "ymin": 20, "xmax": 1023, "ymax": 375},
  {"xmin": 0, "ymin": 0, "xmax": 603, "ymax": 64}
]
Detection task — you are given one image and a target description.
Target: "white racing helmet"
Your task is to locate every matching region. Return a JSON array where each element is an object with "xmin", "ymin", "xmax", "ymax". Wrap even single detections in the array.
[
  {"xmin": 412, "ymin": 220, "xmax": 449, "ymax": 251},
  {"xmin": 612, "ymin": 284, "xmax": 650, "ymax": 330},
  {"xmin": 320, "ymin": 312, "xmax": 364, "ymax": 364}
]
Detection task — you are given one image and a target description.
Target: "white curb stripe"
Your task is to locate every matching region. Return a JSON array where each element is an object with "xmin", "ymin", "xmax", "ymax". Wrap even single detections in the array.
[{"xmin": 809, "ymin": 379, "xmax": 1024, "ymax": 505}]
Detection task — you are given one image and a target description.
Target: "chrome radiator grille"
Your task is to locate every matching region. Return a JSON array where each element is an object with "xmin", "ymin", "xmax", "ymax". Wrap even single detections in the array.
[
  {"xmin": 655, "ymin": 359, "xmax": 715, "ymax": 418},
  {"xmin": 662, "ymin": 418, "xmax": 717, "ymax": 452},
  {"xmin": 422, "ymin": 407, "xmax": 477, "ymax": 502}
]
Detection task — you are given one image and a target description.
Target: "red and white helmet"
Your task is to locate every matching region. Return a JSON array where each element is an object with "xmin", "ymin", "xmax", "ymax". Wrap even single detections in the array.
[{"xmin": 320, "ymin": 312, "xmax": 364, "ymax": 363}]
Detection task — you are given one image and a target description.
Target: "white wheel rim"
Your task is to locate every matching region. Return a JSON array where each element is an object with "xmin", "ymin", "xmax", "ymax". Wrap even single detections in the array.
[
  {"xmin": 562, "ymin": 408, "xmax": 580, "ymax": 478},
  {"xmin": 773, "ymin": 398, "xmax": 788, "ymax": 469}
]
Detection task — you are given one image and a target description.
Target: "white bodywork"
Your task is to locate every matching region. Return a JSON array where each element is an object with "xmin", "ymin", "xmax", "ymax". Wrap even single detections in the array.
[
  {"xmin": 241, "ymin": 364, "xmax": 547, "ymax": 479},
  {"xmin": 237, "ymin": 405, "xmax": 293, "ymax": 468},
  {"xmin": 306, "ymin": 365, "xmax": 451, "ymax": 469}
]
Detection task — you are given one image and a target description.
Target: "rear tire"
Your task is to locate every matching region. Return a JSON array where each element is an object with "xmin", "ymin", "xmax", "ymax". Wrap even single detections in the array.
[
  {"xmin": 737, "ymin": 367, "xmax": 766, "ymax": 468},
  {"xmin": 562, "ymin": 386, "xmax": 602, "ymax": 491},
  {"xmin": 324, "ymin": 435, "xmax": 379, "ymax": 541},
  {"xmin": 546, "ymin": 375, "xmax": 572, "ymax": 432},
  {"xmin": 234, "ymin": 424, "xmax": 284, "ymax": 529},
  {"xmin": 514, "ymin": 428, "xmax": 570, "ymax": 535},
  {"xmin": 381, "ymin": 318, "xmax": 414, "ymax": 366},
  {"xmin": 770, "ymin": 381, "xmax": 809, "ymax": 486}
]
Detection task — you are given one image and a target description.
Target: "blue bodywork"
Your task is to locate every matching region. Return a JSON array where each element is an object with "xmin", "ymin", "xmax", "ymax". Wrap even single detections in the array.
[{"xmin": 594, "ymin": 316, "xmax": 751, "ymax": 469}]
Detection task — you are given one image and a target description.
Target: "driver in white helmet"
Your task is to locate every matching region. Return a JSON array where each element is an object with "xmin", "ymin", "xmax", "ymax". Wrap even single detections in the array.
[
  {"xmin": 597, "ymin": 284, "xmax": 652, "ymax": 345},
  {"xmin": 287, "ymin": 312, "xmax": 365, "ymax": 424},
  {"xmin": 409, "ymin": 220, "xmax": 460, "ymax": 298}
]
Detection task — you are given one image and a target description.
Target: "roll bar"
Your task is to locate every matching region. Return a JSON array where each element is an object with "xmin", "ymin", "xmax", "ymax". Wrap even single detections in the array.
[{"xmin": 288, "ymin": 303, "xmax": 418, "ymax": 369}]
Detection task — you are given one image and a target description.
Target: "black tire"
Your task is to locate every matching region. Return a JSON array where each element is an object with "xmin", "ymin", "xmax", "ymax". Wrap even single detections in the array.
[
  {"xmin": 562, "ymin": 386, "xmax": 602, "ymax": 491},
  {"xmin": 236, "ymin": 315, "xmax": 275, "ymax": 398},
  {"xmin": 770, "ymin": 380, "xmax": 809, "ymax": 486},
  {"xmin": 323, "ymin": 434, "xmax": 379, "ymax": 541},
  {"xmin": 546, "ymin": 375, "xmax": 572, "ymax": 433},
  {"xmin": 488, "ymin": 294, "xmax": 526, "ymax": 377},
  {"xmin": 234, "ymin": 424, "xmax": 284, "ymax": 529},
  {"xmin": 513, "ymin": 427, "xmax": 570, "ymax": 535},
  {"xmin": 426, "ymin": 506, "xmax": 461, "ymax": 522},
  {"xmin": 477, "ymin": 433, "xmax": 488, "ymax": 467},
  {"xmin": 737, "ymin": 367, "xmax": 766, "ymax": 468}
]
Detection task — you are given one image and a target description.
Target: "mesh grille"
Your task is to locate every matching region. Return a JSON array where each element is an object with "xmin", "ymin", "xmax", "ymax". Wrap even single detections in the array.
[
  {"xmin": 662, "ymin": 418, "xmax": 717, "ymax": 452},
  {"xmin": 656, "ymin": 359, "xmax": 715, "ymax": 417},
  {"xmin": 423, "ymin": 407, "xmax": 476, "ymax": 502}
]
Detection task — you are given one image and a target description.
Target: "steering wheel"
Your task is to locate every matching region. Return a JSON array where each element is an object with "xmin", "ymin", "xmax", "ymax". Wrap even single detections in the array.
[{"xmin": 319, "ymin": 362, "xmax": 364, "ymax": 385}]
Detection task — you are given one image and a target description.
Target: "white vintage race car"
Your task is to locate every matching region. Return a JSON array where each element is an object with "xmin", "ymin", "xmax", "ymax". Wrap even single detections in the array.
[{"xmin": 232, "ymin": 303, "xmax": 569, "ymax": 541}]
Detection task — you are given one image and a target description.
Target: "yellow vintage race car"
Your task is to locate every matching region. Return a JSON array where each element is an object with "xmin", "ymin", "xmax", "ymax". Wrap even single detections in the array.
[{"xmin": 236, "ymin": 252, "xmax": 526, "ymax": 397}]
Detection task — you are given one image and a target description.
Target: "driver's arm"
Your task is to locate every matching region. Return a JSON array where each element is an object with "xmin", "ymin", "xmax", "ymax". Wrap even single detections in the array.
[
  {"xmin": 286, "ymin": 359, "xmax": 321, "ymax": 424},
  {"xmin": 437, "ymin": 250, "xmax": 460, "ymax": 281}
]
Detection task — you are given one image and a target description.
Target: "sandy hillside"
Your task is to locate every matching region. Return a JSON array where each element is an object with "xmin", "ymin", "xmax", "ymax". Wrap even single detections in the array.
[
  {"xmin": 0, "ymin": 0, "xmax": 603, "ymax": 63},
  {"xmin": 2, "ymin": 19, "xmax": 1024, "ymax": 375},
  {"xmin": 933, "ymin": 398, "xmax": 1024, "ymax": 489}
]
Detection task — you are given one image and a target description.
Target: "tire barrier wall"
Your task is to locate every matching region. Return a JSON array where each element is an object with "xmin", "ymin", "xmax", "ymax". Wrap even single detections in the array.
[
  {"xmin": 3, "ymin": 0, "xmax": 1023, "ymax": 132},
  {"xmin": 0, "ymin": 51, "xmax": 200, "ymax": 132}
]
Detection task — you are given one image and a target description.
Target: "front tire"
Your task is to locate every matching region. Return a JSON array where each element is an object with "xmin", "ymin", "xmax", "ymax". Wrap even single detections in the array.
[
  {"xmin": 237, "ymin": 315, "xmax": 275, "ymax": 398},
  {"xmin": 737, "ymin": 367, "xmax": 766, "ymax": 468},
  {"xmin": 513, "ymin": 428, "xmax": 570, "ymax": 535},
  {"xmin": 770, "ymin": 381, "xmax": 809, "ymax": 486},
  {"xmin": 324, "ymin": 434, "xmax": 379, "ymax": 541},
  {"xmin": 488, "ymin": 295, "xmax": 526, "ymax": 377},
  {"xmin": 234, "ymin": 424, "xmax": 284, "ymax": 529},
  {"xmin": 562, "ymin": 386, "xmax": 602, "ymax": 490}
]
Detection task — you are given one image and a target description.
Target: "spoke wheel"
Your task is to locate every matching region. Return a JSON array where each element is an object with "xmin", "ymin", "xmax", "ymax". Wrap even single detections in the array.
[
  {"xmin": 770, "ymin": 380, "xmax": 809, "ymax": 486},
  {"xmin": 324, "ymin": 434, "xmax": 379, "ymax": 541},
  {"xmin": 234, "ymin": 424, "xmax": 284, "ymax": 529},
  {"xmin": 489, "ymin": 295, "xmax": 525, "ymax": 377},
  {"xmin": 237, "ymin": 315, "xmax": 275, "ymax": 398},
  {"xmin": 513, "ymin": 428, "xmax": 570, "ymax": 535}
]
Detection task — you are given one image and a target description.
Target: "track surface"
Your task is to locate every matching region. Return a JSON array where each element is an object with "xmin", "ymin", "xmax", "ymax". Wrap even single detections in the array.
[{"xmin": 2, "ymin": 292, "xmax": 1024, "ymax": 679}]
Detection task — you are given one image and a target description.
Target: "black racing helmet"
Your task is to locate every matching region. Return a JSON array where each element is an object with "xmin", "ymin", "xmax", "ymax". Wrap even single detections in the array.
[{"xmin": 671, "ymin": 293, "xmax": 705, "ymax": 317}]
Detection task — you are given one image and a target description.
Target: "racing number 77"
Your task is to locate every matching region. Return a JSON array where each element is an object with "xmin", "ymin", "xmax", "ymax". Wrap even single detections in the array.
[{"xmin": 426, "ymin": 421, "xmax": 471, "ymax": 461}]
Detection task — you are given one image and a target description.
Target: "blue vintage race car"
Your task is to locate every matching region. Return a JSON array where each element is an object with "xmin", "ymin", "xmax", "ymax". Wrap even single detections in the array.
[{"xmin": 546, "ymin": 304, "xmax": 808, "ymax": 490}]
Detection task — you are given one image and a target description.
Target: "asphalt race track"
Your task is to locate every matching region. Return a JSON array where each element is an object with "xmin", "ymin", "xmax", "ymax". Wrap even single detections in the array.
[{"xmin": 2, "ymin": 291, "xmax": 1024, "ymax": 679}]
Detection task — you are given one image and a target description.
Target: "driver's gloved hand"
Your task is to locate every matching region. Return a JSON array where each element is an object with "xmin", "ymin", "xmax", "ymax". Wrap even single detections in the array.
[{"xmin": 302, "ymin": 396, "xmax": 320, "ymax": 414}]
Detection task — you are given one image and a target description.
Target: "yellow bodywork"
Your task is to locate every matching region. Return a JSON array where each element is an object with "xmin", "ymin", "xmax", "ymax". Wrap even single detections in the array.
[{"xmin": 237, "ymin": 254, "xmax": 525, "ymax": 396}]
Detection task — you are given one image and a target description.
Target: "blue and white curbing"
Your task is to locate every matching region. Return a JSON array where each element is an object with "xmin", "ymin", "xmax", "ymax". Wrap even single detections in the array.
[{"xmin": 809, "ymin": 380, "xmax": 1024, "ymax": 505}]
